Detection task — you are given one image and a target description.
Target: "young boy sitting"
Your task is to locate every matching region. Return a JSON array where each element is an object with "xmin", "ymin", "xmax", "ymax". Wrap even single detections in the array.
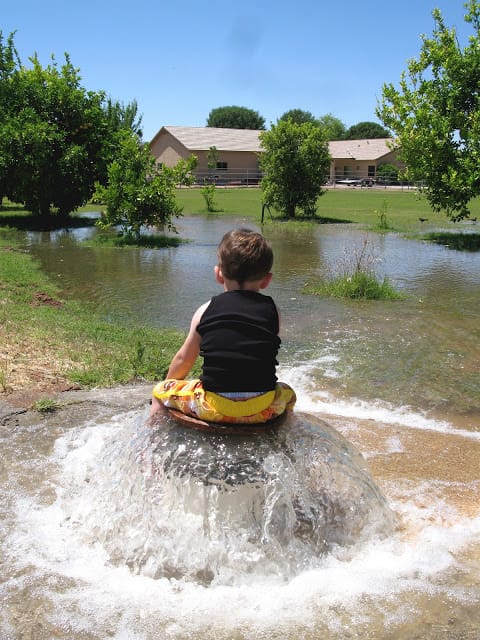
[{"xmin": 150, "ymin": 228, "xmax": 296, "ymax": 424}]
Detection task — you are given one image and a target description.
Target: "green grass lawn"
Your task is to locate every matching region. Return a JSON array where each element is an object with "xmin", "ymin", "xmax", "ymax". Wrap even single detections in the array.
[
  {"xmin": 174, "ymin": 187, "xmax": 480, "ymax": 233},
  {"xmin": 3, "ymin": 188, "xmax": 479, "ymax": 235}
]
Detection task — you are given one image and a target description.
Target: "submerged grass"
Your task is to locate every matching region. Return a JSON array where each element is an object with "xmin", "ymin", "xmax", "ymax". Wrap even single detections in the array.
[
  {"xmin": 32, "ymin": 397, "xmax": 62, "ymax": 413},
  {"xmin": 420, "ymin": 232, "xmax": 480, "ymax": 252},
  {"xmin": 305, "ymin": 272, "xmax": 403, "ymax": 300},
  {"xmin": 304, "ymin": 236, "xmax": 405, "ymax": 301},
  {"xmin": 0, "ymin": 230, "xmax": 197, "ymax": 392},
  {"xmin": 84, "ymin": 230, "xmax": 186, "ymax": 249}
]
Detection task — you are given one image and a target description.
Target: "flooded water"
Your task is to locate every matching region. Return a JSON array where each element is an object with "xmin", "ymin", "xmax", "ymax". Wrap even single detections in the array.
[{"xmin": 1, "ymin": 215, "xmax": 480, "ymax": 638}]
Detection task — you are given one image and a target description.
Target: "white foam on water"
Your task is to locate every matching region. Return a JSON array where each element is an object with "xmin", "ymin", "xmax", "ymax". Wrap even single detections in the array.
[
  {"xmin": 5, "ymin": 405, "xmax": 480, "ymax": 639},
  {"xmin": 278, "ymin": 361, "xmax": 480, "ymax": 441}
]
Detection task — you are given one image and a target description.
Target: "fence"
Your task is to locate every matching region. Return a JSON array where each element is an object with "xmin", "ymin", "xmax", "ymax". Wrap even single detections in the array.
[
  {"xmin": 192, "ymin": 169, "xmax": 418, "ymax": 190},
  {"xmin": 329, "ymin": 171, "xmax": 417, "ymax": 190},
  {"xmin": 194, "ymin": 169, "xmax": 263, "ymax": 186}
]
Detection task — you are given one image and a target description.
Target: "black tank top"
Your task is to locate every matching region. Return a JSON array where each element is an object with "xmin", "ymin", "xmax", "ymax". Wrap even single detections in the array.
[{"xmin": 197, "ymin": 290, "xmax": 281, "ymax": 392}]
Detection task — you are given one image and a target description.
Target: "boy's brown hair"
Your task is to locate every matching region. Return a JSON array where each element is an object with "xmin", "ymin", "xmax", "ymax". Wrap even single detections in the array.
[{"xmin": 217, "ymin": 228, "xmax": 273, "ymax": 284}]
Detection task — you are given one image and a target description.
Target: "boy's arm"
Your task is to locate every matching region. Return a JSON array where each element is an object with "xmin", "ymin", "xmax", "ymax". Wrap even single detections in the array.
[{"xmin": 166, "ymin": 301, "xmax": 209, "ymax": 379}]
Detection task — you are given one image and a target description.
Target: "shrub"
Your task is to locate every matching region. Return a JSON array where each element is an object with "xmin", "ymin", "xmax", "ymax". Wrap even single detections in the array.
[
  {"xmin": 376, "ymin": 163, "xmax": 399, "ymax": 185},
  {"xmin": 304, "ymin": 237, "xmax": 404, "ymax": 300}
]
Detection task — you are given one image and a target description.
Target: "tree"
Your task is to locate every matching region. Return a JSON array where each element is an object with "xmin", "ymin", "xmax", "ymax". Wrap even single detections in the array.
[
  {"xmin": 317, "ymin": 113, "xmax": 347, "ymax": 140},
  {"xmin": 259, "ymin": 120, "xmax": 330, "ymax": 219},
  {"xmin": 201, "ymin": 146, "xmax": 220, "ymax": 212},
  {"xmin": 377, "ymin": 1, "xmax": 480, "ymax": 220},
  {"xmin": 103, "ymin": 97, "xmax": 143, "ymax": 139},
  {"xmin": 376, "ymin": 163, "xmax": 400, "ymax": 184},
  {"xmin": 0, "ymin": 31, "xmax": 109, "ymax": 216},
  {"xmin": 344, "ymin": 121, "xmax": 391, "ymax": 140},
  {"xmin": 0, "ymin": 31, "xmax": 21, "ymax": 202},
  {"xmin": 207, "ymin": 105, "xmax": 266, "ymax": 129},
  {"xmin": 278, "ymin": 109, "xmax": 317, "ymax": 125},
  {"xmin": 96, "ymin": 131, "xmax": 197, "ymax": 239},
  {"xmin": 98, "ymin": 97, "xmax": 144, "ymax": 186},
  {"xmin": 0, "ymin": 30, "xmax": 143, "ymax": 217}
]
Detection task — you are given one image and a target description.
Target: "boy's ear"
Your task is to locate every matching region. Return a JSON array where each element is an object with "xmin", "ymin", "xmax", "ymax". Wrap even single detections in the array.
[
  {"xmin": 214, "ymin": 265, "xmax": 224, "ymax": 284},
  {"xmin": 259, "ymin": 272, "xmax": 273, "ymax": 289}
]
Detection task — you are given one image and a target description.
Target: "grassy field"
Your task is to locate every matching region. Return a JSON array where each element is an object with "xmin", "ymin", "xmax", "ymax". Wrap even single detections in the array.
[
  {"xmin": 3, "ymin": 187, "xmax": 479, "ymax": 234},
  {"xmin": 174, "ymin": 186, "xmax": 480, "ymax": 233},
  {"xmin": 1, "ymin": 187, "xmax": 478, "ymax": 399}
]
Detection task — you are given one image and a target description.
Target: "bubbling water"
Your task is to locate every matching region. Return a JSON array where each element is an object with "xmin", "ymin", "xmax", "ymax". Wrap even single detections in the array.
[{"xmin": 56, "ymin": 409, "xmax": 395, "ymax": 587}]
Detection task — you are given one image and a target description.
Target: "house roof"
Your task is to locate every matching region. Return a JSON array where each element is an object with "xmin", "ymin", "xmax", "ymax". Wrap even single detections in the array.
[
  {"xmin": 151, "ymin": 126, "xmax": 396, "ymax": 161},
  {"xmin": 152, "ymin": 126, "xmax": 263, "ymax": 152},
  {"xmin": 328, "ymin": 138, "xmax": 395, "ymax": 161}
]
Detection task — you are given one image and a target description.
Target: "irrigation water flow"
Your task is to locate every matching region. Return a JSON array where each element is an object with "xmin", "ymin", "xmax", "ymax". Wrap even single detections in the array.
[{"xmin": 2, "ymin": 380, "xmax": 479, "ymax": 639}]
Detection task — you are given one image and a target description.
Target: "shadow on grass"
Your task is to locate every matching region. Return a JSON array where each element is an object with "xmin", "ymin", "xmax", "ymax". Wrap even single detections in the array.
[
  {"xmin": 422, "ymin": 232, "xmax": 480, "ymax": 252},
  {"xmin": 0, "ymin": 213, "xmax": 98, "ymax": 231}
]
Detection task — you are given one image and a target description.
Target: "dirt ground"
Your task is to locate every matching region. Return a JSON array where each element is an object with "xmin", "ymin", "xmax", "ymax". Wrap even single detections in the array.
[
  {"xmin": 0, "ymin": 317, "xmax": 80, "ymax": 409},
  {"xmin": 0, "ymin": 344, "xmax": 79, "ymax": 408},
  {"xmin": 0, "ymin": 381, "xmax": 151, "ymax": 434}
]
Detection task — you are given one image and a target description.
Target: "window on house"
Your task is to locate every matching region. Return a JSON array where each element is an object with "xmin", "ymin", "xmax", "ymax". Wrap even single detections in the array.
[
  {"xmin": 216, "ymin": 162, "xmax": 228, "ymax": 170},
  {"xmin": 368, "ymin": 165, "xmax": 375, "ymax": 177}
]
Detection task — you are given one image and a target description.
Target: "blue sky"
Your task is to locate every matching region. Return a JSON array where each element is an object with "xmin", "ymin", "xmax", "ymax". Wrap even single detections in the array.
[{"xmin": 2, "ymin": 0, "xmax": 473, "ymax": 141}]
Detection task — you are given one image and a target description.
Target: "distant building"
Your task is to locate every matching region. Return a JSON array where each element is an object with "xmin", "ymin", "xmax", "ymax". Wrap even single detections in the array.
[
  {"xmin": 328, "ymin": 138, "xmax": 402, "ymax": 182},
  {"xmin": 150, "ymin": 126, "xmax": 263, "ymax": 184},
  {"xmin": 150, "ymin": 126, "xmax": 402, "ymax": 185}
]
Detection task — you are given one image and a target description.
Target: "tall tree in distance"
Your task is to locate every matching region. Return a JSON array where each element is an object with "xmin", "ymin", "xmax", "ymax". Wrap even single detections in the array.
[
  {"xmin": 103, "ymin": 97, "xmax": 143, "ymax": 139},
  {"xmin": 260, "ymin": 120, "xmax": 330, "ymax": 219},
  {"xmin": 378, "ymin": 1, "xmax": 480, "ymax": 220},
  {"xmin": 99, "ymin": 97, "xmax": 144, "ymax": 183},
  {"xmin": 207, "ymin": 105, "xmax": 266, "ymax": 129},
  {"xmin": 278, "ymin": 108, "xmax": 317, "ymax": 125},
  {"xmin": 344, "ymin": 121, "xmax": 391, "ymax": 140},
  {"xmin": 317, "ymin": 113, "xmax": 347, "ymax": 140}
]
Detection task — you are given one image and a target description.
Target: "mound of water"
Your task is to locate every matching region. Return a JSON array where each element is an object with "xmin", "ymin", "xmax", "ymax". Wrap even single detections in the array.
[{"xmin": 59, "ymin": 409, "xmax": 395, "ymax": 586}]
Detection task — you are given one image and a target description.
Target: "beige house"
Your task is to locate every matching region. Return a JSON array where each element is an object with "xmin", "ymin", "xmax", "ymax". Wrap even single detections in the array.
[
  {"xmin": 328, "ymin": 138, "xmax": 402, "ymax": 182},
  {"xmin": 150, "ymin": 126, "xmax": 402, "ymax": 185},
  {"xmin": 150, "ymin": 126, "xmax": 263, "ymax": 184}
]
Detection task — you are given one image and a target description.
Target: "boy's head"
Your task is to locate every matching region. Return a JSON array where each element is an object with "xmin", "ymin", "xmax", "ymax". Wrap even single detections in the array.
[{"xmin": 217, "ymin": 228, "xmax": 273, "ymax": 285}]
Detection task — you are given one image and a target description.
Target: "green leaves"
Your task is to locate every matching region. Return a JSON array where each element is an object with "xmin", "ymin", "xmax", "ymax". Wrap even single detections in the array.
[
  {"xmin": 378, "ymin": 2, "xmax": 480, "ymax": 220},
  {"xmin": 0, "ymin": 30, "xmax": 142, "ymax": 217},
  {"xmin": 259, "ymin": 120, "xmax": 330, "ymax": 218},
  {"xmin": 97, "ymin": 131, "xmax": 197, "ymax": 239},
  {"xmin": 206, "ymin": 105, "xmax": 266, "ymax": 130}
]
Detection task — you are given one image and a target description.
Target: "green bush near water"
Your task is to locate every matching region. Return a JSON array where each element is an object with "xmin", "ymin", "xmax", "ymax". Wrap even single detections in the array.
[
  {"xmin": 304, "ymin": 272, "xmax": 403, "ymax": 300},
  {"xmin": 85, "ymin": 230, "xmax": 186, "ymax": 249},
  {"xmin": 304, "ymin": 237, "xmax": 405, "ymax": 301}
]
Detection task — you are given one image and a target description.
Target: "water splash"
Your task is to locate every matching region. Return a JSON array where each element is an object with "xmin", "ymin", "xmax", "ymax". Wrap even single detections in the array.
[
  {"xmin": 3, "ymin": 388, "xmax": 480, "ymax": 639},
  {"xmin": 53, "ymin": 409, "xmax": 394, "ymax": 587}
]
